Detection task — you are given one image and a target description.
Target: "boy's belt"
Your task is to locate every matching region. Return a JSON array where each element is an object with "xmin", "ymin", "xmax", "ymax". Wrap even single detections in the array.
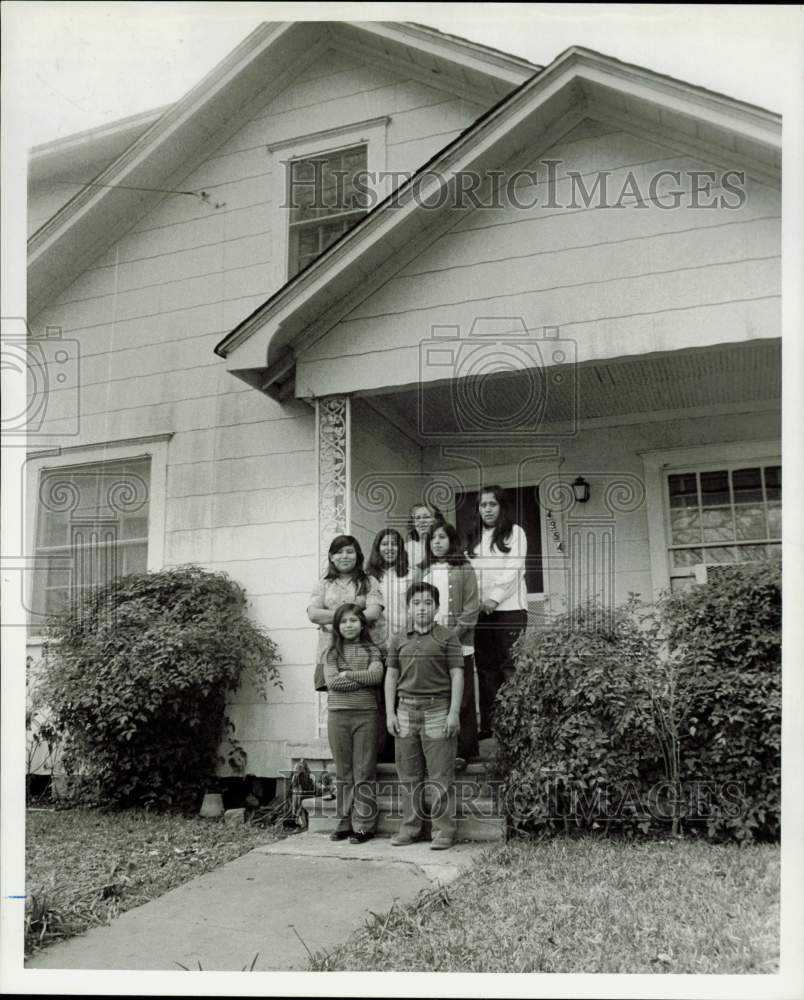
[{"xmin": 398, "ymin": 693, "xmax": 450, "ymax": 705}]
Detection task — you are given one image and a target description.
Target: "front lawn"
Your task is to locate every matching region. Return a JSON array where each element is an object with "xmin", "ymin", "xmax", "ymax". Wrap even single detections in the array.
[
  {"xmin": 311, "ymin": 837, "xmax": 780, "ymax": 974},
  {"xmin": 24, "ymin": 807, "xmax": 279, "ymax": 959}
]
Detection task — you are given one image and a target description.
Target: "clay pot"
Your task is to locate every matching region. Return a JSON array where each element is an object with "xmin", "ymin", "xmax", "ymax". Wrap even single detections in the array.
[{"xmin": 199, "ymin": 791, "xmax": 224, "ymax": 818}]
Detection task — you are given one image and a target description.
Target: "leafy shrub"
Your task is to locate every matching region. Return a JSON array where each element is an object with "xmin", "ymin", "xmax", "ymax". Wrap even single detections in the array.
[
  {"xmin": 659, "ymin": 563, "xmax": 781, "ymax": 841},
  {"xmin": 495, "ymin": 563, "xmax": 781, "ymax": 843},
  {"xmin": 41, "ymin": 566, "xmax": 281, "ymax": 810},
  {"xmin": 496, "ymin": 596, "xmax": 664, "ymax": 837},
  {"xmin": 26, "ymin": 655, "xmax": 62, "ymax": 802}
]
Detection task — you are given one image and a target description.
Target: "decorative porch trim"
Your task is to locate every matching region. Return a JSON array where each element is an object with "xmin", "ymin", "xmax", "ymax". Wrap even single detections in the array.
[{"xmin": 315, "ymin": 394, "xmax": 351, "ymax": 738}]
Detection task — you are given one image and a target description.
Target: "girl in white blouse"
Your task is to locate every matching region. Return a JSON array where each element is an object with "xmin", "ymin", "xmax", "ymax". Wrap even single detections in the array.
[
  {"xmin": 420, "ymin": 521, "xmax": 480, "ymax": 764},
  {"xmin": 366, "ymin": 528, "xmax": 410, "ymax": 649},
  {"xmin": 465, "ymin": 486, "xmax": 528, "ymax": 739}
]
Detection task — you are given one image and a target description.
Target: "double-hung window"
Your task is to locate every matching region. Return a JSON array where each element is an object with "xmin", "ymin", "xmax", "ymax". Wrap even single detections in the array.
[
  {"xmin": 269, "ymin": 117, "xmax": 389, "ymax": 288},
  {"xmin": 287, "ymin": 145, "xmax": 368, "ymax": 277},
  {"xmin": 642, "ymin": 441, "xmax": 781, "ymax": 597},
  {"xmin": 31, "ymin": 458, "xmax": 150, "ymax": 619},
  {"xmin": 26, "ymin": 438, "xmax": 169, "ymax": 635},
  {"xmin": 666, "ymin": 463, "xmax": 781, "ymax": 592}
]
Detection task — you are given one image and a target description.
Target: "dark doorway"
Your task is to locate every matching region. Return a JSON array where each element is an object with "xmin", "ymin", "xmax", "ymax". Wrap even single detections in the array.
[{"xmin": 454, "ymin": 484, "xmax": 544, "ymax": 594}]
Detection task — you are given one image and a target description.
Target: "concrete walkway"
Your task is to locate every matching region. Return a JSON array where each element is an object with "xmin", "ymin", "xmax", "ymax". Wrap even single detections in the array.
[{"xmin": 26, "ymin": 833, "xmax": 489, "ymax": 971}]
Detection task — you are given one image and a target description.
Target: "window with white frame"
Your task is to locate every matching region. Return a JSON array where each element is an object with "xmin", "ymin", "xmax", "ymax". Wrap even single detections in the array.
[
  {"xmin": 269, "ymin": 116, "xmax": 389, "ymax": 288},
  {"xmin": 287, "ymin": 145, "xmax": 368, "ymax": 277},
  {"xmin": 31, "ymin": 457, "xmax": 151, "ymax": 620},
  {"xmin": 665, "ymin": 462, "xmax": 781, "ymax": 592}
]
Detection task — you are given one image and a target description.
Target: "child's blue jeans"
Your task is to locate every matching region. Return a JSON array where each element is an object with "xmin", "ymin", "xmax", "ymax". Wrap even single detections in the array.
[
  {"xmin": 395, "ymin": 694, "xmax": 457, "ymax": 842},
  {"xmin": 327, "ymin": 709, "xmax": 379, "ymax": 834}
]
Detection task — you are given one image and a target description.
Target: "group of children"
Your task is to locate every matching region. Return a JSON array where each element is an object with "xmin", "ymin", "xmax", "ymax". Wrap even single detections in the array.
[{"xmin": 306, "ymin": 486, "xmax": 528, "ymax": 850}]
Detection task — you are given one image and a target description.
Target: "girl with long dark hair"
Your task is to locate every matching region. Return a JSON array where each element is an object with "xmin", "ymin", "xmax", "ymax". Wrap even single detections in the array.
[
  {"xmin": 323, "ymin": 603, "xmax": 383, "ymax": 843},
  {"xmin": 466, "ymin": 486, "xmax": 528, "ymax": 739},
  {"xmin": 405, "ymin": 502, "xmax": 447, "ymax": 573},
  {"xmin": 420, "ymin": 521, "xmax": 480, "ymax": 765},
  {"xmin": 307, "ymin": 534, "xmax": 383, "ymax": 666},
  {"xmin": 366, "ymin": 527, "xmax": 410, "ymax": 647}
]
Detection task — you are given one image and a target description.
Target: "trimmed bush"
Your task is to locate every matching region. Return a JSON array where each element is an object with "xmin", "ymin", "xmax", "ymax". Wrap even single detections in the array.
[
  {"xmin": 495, "ymin": 597, "xmax": 664, "ymax": 837},
  {"xmin": 41, "ymin": 566, "xmax": 281, "ymax": 810},
  {"xmin": 495, "ymin": 563, "xmax": 781, "ymax": 843},
  {"xmin": 659, "ymin": 563, "xmax": 781, "ymax": 841}
]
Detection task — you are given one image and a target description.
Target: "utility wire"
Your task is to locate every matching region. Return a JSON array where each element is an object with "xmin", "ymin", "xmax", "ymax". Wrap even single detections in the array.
[{"xmin": 50, "ymin": 180, "xmax": 208, "ymax": 198}]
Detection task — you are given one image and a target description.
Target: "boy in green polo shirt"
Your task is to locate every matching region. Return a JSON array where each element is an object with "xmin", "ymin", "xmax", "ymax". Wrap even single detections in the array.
[{"xmin": 385, "ymin": 581, "xmax": 464, "ymax": 850}]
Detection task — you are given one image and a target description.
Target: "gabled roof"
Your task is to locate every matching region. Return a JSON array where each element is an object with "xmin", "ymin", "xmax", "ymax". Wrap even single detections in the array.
[
  {"xmin": 27, "ymin": 21, "xmax": 538, "ymax": 316},
  {"xmin": 28, "ymin": 105, "xmax": 170, "ymax": 186},
  {"xmin": 214, "ymin": 45, "xmax": 782, "ymax": 399}
]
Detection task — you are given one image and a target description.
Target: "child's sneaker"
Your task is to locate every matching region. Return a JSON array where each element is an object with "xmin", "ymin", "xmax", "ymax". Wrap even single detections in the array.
[
  {"xmin": 429, "ymin": 835, "xmax": 454, "ymax": 851},
  {"xmin": 390, "ymin": 832, "xmax": 420, "ymax": 846}
]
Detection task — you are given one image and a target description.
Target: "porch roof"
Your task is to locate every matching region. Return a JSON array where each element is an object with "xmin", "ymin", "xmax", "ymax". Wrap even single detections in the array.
[
  {"xmin": 215, "ymin": 46, "xmax": 781, "ymax": 400},
  {"xmin": 359, "ymin": 339, "xmax": 780, "ymax": 444}
]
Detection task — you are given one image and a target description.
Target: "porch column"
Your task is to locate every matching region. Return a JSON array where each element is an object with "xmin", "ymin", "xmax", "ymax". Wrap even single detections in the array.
[{"xmin": 315, "ymin": 394, "xmax": 351, "ymax": 739}]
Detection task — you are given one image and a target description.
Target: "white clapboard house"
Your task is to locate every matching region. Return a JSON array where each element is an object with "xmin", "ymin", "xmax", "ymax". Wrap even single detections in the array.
[{"xmin": 25, "ymin": 21, "xmax": 781, "ymax": 782}]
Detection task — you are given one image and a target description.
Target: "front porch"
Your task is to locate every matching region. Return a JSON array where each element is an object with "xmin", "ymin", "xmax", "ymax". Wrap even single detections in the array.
[{"xmin": 294, "ymin": 337, "xmax": 779, "ymax": 756}]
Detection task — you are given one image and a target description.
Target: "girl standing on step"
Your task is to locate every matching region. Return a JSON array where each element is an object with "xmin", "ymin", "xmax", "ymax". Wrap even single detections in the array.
[
  {"xmin": 466, "ymin": 486, "xmax": 528, "ymax": 740},
  {"xmin": 366, "ymin": 528, "xmax": 410, "ymax": 649},
  {"xmin": 307, "ymin": 534, "xmax": 384, "ymax": 668},
  {"xmin": 322, "ymin": 603, "xmax": 384, "ymax": 844},
  {"xmin": 366, "ymin": 528, "xmax": 411, "ymax": 763},
  {"xmin": 405, "ymin": 502, "xmax": 447, "ymax": 575},
  {"xmin": 420, "ymin": 521, "xmax": 480, "ymax": 765}
]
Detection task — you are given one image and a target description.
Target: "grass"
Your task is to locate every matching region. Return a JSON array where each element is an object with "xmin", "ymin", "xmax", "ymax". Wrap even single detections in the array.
[
  {"xmin": 24, "ymin": 806, "xmax": 279, "ymax": 959},
  {"xmin": 309, "ymin": 836, "xmax": 780, "ymax": 974}
]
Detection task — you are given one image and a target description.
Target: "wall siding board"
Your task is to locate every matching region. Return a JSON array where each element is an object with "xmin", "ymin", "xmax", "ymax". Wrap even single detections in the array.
[
  {"xmin": 350, "ymin": 399, "xmax": 424, "ymax": 554},
  {"xmin": 346, "ymin": 220, "xmax": 779, "ymax": 321},
  {"xmin": 298, "ymin": 297, "xmax": 780, "ymax": 401}
]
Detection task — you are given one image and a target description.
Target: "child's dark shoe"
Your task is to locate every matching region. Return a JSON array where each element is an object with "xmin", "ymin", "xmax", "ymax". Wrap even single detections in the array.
[
  {"xmin": 349, "ymin": 831, "xmax": 374, "ymax": 844},
  {"xmin": 329, "ymin": 830, "xmax": 351, "ymax": 841}
]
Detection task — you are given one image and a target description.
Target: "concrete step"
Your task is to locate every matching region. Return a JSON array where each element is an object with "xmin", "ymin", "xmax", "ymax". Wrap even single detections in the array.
[
  {"xmin": 301, "ymin": 791, "xmax": 504, "ymax": 843},
  {"xmin": 305, "ymin": 810, "xmax": 504, "ymax": 842},
  {"xmin": 372, "ymin": 762, "xmax": 500, "ymax": 797},
  {"xmin": 377, "ymin": 760, "xmax": 491, "ymax": 780},
  {"xmin": 303, "ymin": 792, "xmax": 501, "ymax": 818}
]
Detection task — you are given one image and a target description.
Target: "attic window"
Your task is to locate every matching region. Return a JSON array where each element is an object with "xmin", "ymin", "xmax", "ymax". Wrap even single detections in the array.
[{"xmin": 287, "ymin": 144, "xmax": 368, "ymax": 278}]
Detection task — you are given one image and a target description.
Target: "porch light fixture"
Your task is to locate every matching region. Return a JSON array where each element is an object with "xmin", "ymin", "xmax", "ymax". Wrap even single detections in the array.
[{"xmin": 572, "ymin": 476, "xmax": 591, "ymax": 503}]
